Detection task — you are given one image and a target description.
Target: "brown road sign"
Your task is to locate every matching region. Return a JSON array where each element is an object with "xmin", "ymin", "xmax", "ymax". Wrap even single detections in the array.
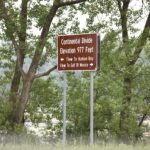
[{"xmin": 57, "ymin": 33, "xmax": 99, "ymax": 71}]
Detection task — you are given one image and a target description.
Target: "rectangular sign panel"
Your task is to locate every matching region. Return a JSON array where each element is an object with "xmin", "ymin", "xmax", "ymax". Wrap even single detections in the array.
[{"xmin": 58, "ymin": 33, "xmax": 99, "ymax": 71}]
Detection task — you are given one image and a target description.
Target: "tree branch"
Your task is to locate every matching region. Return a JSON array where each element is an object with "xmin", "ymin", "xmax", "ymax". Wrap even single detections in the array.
[
  {"xmin": 0, "ymin": 0, "xmax": 26, "ymax": 79},
  {"xmin": 117, "ymin": 0, "xmax": 130, "ymax": 43},
  {"xmin": 19, "ymin": 0, "xmax": 28, "ymax": 43},
  {"xmin": 57, "ymin": 0, "xmax": 87, "ymax": 7},
  {"xmin": 11, "ymin": 37, "xmax": 26, "ymax": 79},
  {"xmin": 129, "ymin": 12, "xmax": 150, "ymax": 65},
  {"xmin": 34, "ymin": 65, "xmax": 57, "ymax": 79},
  {"xmin": 138, "ymin": 113, "xmax": 147, "ymax": 127},
  {"xmin": 28, "ymin": 3, "xmax": 58, "ymax": 76},
  {"xmin": 28, "ymin": 0, "xmax": 87, "ymax": 77},
  {"xmin": 116, "ymin": 0, "xmax": 122, "ymax": 12},
  {"xmin": 16, "ymin": 0, "xmax": 29, "ymax": 79}
]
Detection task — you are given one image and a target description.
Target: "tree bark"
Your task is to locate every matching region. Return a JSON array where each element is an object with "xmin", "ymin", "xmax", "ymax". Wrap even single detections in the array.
[
  {"xmin": 119, "ymin": 70, "xmax": 132, "ymax": 142},
  {"xmin": 15, "ymin": 76, "xmax": 33, "ymax": 124},
  {"xmin": 117, "ymin": 0, "xmax": 132, "ymax": 142},
  {"xmin": 9, "ymin": 0, "xmax": 28, "ymax": 114},
  {"xmin": 9, "ymin": 58, "xmax": 24, "ymax": 109}
]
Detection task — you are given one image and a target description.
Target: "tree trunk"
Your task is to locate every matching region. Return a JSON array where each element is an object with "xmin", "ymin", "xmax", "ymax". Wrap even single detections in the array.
[
  {"xmin": 121, "ymin": 71, "xmax": 132, "ymax": 121},
  {"xmin": 9, "ymin": 0, "xmax": 27, "ymax": 113},
  {"xmin": 9, "ymin": 50, "xmax": 25, "ymax": 123},
  {"xmin": 116, "ymin": 0, "xmax": 132, "ymax": 142},
  {"xmin": 9, "ymin": 55, "xmax": 24, "ymax": 107},
  {"xmin": 119, "ymin": 74, "xmax": 132, "ymax": 143},
  {"xmin": 9, "ymin": 63, "xmax": 22, "ymax": 107},
  {"xmin": 15, "ymin": 76, "xmax": 33, "ymax": 124}
]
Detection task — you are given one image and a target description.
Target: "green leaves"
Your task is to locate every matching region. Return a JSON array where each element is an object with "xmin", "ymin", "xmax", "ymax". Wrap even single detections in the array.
[{"xmin": 29, "ymin": 4, "xmax": 49, "ymax": 28}]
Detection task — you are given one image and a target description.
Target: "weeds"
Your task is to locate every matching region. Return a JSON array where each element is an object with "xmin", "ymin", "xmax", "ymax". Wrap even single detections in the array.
[{"xmin": 0, "ymin": 143, "xmax": 150, "ymax": 150}]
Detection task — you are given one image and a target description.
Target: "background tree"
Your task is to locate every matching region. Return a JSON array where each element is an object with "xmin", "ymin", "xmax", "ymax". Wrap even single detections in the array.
[{"xmin": 74, "ymin": 0, "xmax": 150, "ymax": 142}]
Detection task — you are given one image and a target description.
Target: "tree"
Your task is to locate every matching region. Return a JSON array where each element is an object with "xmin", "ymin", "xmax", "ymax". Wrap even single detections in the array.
[
  {"xmin": 0, "ymin": 0, "xmax": 87, "ymax": 127},
  {"xmin": 116, "ymin": 0, "xmax": 150, "ymax": 142},
  {"xmin": 78, "ymin": 0, "xmax": 150, "ymax": 142}
]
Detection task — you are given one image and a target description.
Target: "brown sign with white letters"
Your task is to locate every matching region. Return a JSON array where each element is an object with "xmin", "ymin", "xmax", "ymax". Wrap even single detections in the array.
[{"xmin": 57, "ymin": 33, "xmax": 99, "ymax": 71}]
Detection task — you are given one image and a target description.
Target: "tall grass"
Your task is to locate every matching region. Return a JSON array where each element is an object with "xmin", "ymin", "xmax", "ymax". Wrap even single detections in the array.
[
  {"xmin": 0, "ymin": 134, "xmax": 150, "ymax": 150},
  {"xmin": 0, "ymin": 143, "xmax": 150, "ymax": 150}
]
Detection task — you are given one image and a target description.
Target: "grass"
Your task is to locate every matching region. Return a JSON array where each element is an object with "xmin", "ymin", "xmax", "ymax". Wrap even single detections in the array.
[{"xmin": 0, "ymin": 143, "xmax": 150, "ymax": 150}]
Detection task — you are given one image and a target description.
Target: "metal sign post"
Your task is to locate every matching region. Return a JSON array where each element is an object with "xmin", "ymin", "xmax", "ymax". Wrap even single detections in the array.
[
  {"xmin": 63, "ymin": 73, "xmax": 67, "ymax": 145},
  {"xmin": 90, "ymin": 71, "xmax": 95, "ymax": 145}
]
